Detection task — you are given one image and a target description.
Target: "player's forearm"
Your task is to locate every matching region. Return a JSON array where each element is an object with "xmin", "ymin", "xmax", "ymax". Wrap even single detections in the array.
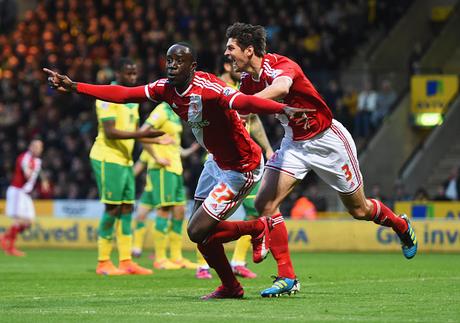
[
  {"xmin": 76, "ymin": 83, "xmax": 147, "ymax": 103},
  {"xmin": 138, "ymin": 137, "xmax": 165, "ymax": 144},
  {"xmin": 254, "ymin": 84, "xmax": 289, "ymax": 101},
  {"xmin": 105, "ymin": 128, "xmax": 164, "ymax": 140},
  {"xmin": 141, "ymin": 143, "xmax": 158, "ymax": 160},
  {"xmin": 231, "ymin": 93, "xmax": 286, "ymax": 114}
]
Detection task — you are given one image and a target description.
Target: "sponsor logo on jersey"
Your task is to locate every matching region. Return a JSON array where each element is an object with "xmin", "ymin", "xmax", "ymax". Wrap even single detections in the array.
[
  {"xmin": 222, "ymin": 87, "xmax": 237, "ymax": 96},
  {"xmin": 271, "ymin": 69, "xmax": 283, "ymax": 78},
  {"xmin": 187, "ymin": 120, "xmax": 210, "ymax": 129},
  {"xmin": 190, "ymin": 102, "xmax": 199, "ymax": 113}
]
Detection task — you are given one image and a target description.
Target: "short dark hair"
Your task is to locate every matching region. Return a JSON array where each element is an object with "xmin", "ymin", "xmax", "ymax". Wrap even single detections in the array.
[
  {"xmin": 175, "ymin": 41, "xmax": 197, "ymax": 61},
  {"xmin": 116, "ymin": 57, "xmax": 135, "ymax": 72},
  {"xmin": 226, "ymin": 22, "xmax": 266, "ymax": 57}
]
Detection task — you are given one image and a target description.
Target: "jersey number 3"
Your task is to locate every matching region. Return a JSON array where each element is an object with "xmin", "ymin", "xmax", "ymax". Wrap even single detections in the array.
[{"xmin": 342, "ymin": 164, "xmax": 353, "ymax": 182}]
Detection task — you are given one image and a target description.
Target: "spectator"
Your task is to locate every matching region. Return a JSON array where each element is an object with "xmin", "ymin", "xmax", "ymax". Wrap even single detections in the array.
[
  {"xmin": 290, "ymin": 196, "xmax": 317, "ymax": 220},
  {"xmin": 413, "ymin": 187, "xmax": 430, "ymax": 201},
  {"xmin": 443, "ymin": 166, "xmax": 459, "ymax": 201},
  {"xmin": 408, "ymin": 42, "xmax": 423, "ymax": 75},
  {"xmin": 323, "ymin": 79, "xmax": 343, "ymax": 113},
  {"xmin": 433, "ymin": 185, "xmax": 450, "ymax": 201},
  {"xmin": 373, "ymin": 80, "xmax": 397, "ymax": 129},
  {"xmin": 354, "ymin": 81, "xmax": 378, "ymax": 139},
  {"xmin": 306, "ymin": 185, "xmax": 328, "ymax": 212}
]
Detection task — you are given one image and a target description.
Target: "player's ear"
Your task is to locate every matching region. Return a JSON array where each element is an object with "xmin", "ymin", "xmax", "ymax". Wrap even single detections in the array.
[
  {"xmin": 191, "ymin": 61, "xmax": 197, "ymax": 72},
  {"xmin": 245, "ymin": 45, "xmax": 254, "ymax": 57}
]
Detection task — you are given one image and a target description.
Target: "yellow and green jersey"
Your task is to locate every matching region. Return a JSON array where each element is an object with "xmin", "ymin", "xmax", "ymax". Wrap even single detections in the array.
[
  {"xmin": 143, "ymin": 102, "xmax": 183, "ymax": 175},
  {"xmin": 89, "ymin": 99, "xmax": 139, "ymax": 166}
]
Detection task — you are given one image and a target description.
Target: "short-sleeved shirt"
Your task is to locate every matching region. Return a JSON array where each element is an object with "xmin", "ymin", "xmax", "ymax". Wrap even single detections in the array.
[
  {"xmin": 144, "ymin": 71, "xmax": 261, "ymax": 173},
  {"xmin": 240, "ymin": 53, "xmax": 333, "ymax": 141},
  {"xmin": 144, "ymin": 102, "xmax": 183, "ymax": 175},
  {"xmin": 90, "ymin": 99, "xmax": 139, "ymax": 166}
]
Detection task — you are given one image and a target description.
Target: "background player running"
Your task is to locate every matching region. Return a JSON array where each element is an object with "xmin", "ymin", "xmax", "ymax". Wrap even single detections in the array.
[
  {"xmin": 44, "ymin": 42, "xmax": 307, "ymax": 299},
  {"xmin": 1, "ymin": 138, "xmax": 46, "ymax": 257},
  {"xmin": 225, "ymin": 22, "xmax": 418, "ymax": 297}
]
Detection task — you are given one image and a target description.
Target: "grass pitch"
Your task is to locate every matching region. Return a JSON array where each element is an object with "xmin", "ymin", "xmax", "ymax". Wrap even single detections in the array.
[{"xmin": 1, "ymin": 250, "xmax": 459, "ymax": 322}]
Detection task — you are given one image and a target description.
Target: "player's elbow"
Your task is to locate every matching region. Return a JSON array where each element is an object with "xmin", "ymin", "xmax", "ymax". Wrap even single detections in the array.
[
  {"xmin": 104, "ymin": 129, "xmax": 117, "ymax": 139},
  {"xmin": 277, "ymin": 86, "xmax": 290, "ymax": 98}
]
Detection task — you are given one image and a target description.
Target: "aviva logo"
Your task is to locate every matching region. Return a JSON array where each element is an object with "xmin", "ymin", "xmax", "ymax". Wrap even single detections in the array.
[{"xmin": 426, "ymin": 80, "xmax": 443, "ymax": 96}]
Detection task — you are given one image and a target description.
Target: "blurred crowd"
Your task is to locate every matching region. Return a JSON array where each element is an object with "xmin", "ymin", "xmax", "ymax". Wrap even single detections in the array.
[{"xmin": 1, "ymin": 0, "xmax": 413, "ymax": 213}]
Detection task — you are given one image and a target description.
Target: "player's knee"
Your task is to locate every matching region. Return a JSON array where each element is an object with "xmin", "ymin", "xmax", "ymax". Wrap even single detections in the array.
[
  {"xmin": 136, "ymin": 213, "xmax": 147, "ymax": 222},
  {"xmin": 255, "ymin": 197, "xmax": 275, "ymax": 216},
  {"xmin": 188, "ymin": 225, "xmax": 209, "ymax": 244},
  {"xmin": 121, "ymin": 204, "xmax": 133, "ymax": 214},
  {"xmin": 106, "ymin": 204, "xmax": 120, "ymax": 216},
  {"xmin": 348, "ymin": 207, "xmax": 369, "ymax": 220}
]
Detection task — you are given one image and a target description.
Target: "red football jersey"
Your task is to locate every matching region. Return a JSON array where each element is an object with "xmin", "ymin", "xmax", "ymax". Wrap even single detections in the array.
[
  {"xmin": 144, "ymin": 71, "xmax": 262, "ymax": 173},
  {"xmin": 11, "ymin": 151, "xmax": 42, "ymax": 193},
  {"xmin": 240, "ymin": 53, "xmax": 333, "ymax": 140}
]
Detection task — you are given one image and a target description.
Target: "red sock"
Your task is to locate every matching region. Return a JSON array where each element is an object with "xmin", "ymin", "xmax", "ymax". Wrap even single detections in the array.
[
  {"xmin": 5, "ymin": 224, "xmax": 22, "ymax": 241},
  {"xmin": 197, "ymin": 242, "xmax": 240, "ymax": 288},
  {"xmin": 269, "ymin": 214, "xmax": 296, "ymax": 279},
  {"xmin": 370, "ymin": 199, "xmax": 408, "ymax": 234},
  {"xmin": 205, "ymin": 219, "xmax": 264, "ymax": 244}
]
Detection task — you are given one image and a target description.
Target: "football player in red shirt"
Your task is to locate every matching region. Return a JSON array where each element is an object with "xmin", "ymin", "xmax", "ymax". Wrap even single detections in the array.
[
  {"xmin": 44, "ymin": 42, "xmax": 306, "ymax": 299},
  {"xmin": 225, "ymin": 22, "xmax": 417, "ymax": 297},
  {"xmin": 1, "ymin": 139, "xmax": 45, "ymax": 256}
]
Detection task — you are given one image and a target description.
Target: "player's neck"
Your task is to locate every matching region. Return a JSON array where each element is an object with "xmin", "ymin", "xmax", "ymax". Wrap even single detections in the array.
[
  {"xmin": 175, "ymin": 72, "xmax": 195, "ymax": 93},
  {"xmin": 248, "ymin": 56, "xmax": 263, "ymax": 80}
]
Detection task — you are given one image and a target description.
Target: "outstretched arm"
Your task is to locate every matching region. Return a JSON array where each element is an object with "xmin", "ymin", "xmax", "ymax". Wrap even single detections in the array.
[
  {"xmin": 231, "ymin": 92, "xmax": 315, "ymax": 119},
  {"xmin": 43, "ymin": 68, "xmax": 148, "ymax": 103},
  {"xmin": 230, "ymin": 92, "xmax": 285, "ymax": 114},
  {"xmin": 254, "ymin": 77, "xmax": 292, "ymax": 100},
  {"xmin": 102, "ymin": 120, "xmax": 164, "ymax": 140}
]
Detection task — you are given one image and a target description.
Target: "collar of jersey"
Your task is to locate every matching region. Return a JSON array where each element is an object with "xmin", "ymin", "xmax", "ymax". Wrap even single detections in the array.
[{"xmin": 174, "ymin": 83, "xmax": 192, "ymax": 97}]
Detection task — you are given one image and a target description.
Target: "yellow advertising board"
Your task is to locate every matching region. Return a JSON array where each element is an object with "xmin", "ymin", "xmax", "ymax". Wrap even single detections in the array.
[
  {"xmin": 411, "ymin": 75, "xmax": 458, "ymax": 114},
  {"xmin": 394, "ymin": 201, "xmax": 460, "ymax": 219},
  {"xmin": 1, "ymin": 218, "xmax": 459, "ymax": 252},
  {"xmin": 0, "ymin": 200, "xmax": 54, "ymax": 217}
]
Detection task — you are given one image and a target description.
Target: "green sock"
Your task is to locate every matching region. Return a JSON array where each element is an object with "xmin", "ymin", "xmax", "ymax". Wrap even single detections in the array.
[
  {"xmin": 155, "ymin": 216, "xmax": 169, "ymax": 234},
  {"xmin": 136, "ymin": 220, "xmax": 146, "ymax": 230},
  {"xmin": 171, "ymin": 218, "xmax": 183, "ymax": 234},
  {"xmin": 98, "ymin": 212, "xmax": 116, "ymax": 239},
  {"xmin": 120, "ymin": 212, "xmax": 132, "ymax": 235}
]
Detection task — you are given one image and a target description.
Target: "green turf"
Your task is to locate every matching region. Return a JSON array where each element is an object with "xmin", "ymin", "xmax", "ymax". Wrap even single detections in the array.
[{"xmin": 1, "ymin": 250, "xmax": 459, "ymax": 322}]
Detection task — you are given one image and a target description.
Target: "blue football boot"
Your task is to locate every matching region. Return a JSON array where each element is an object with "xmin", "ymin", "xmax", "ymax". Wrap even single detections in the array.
[
  {"xmin": 261, "ymin": 276, "xmax": 300, "ymax": 297},
  {"xmin": 397, "ymin": 214, "xmax": 418, "ymax": 259}
]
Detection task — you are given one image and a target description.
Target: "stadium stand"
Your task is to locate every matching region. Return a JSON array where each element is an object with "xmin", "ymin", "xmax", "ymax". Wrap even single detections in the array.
[{"xmin": 0, "ymin": 0, "xmax": 430, "ymax": 214}]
